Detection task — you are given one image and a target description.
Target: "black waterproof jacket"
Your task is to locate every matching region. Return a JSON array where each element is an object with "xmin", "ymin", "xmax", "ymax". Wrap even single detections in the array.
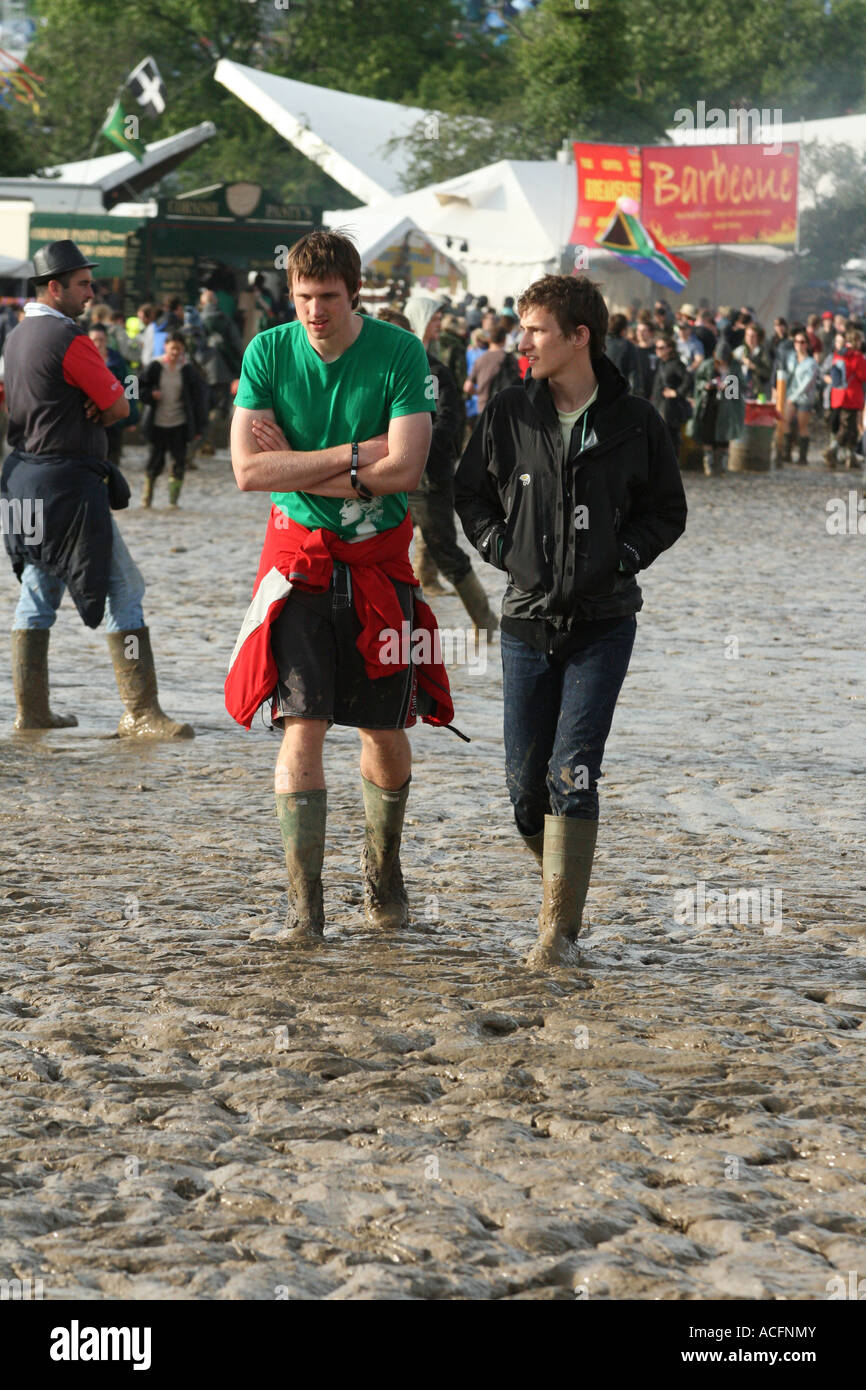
[
  {"xmin": 139, "ymin": 360, "xmax": 209, "ymax": 443},
  {"xmin": 454, "ymin": 354, "xmax": 687, "ymax": 634},
  {"xmin": 418, "ymin": 350, "xmax": 465, "ymax": 490},
  {"xmin": 1, "ymin": 448, "xmax": 130, "ymax": 628}
]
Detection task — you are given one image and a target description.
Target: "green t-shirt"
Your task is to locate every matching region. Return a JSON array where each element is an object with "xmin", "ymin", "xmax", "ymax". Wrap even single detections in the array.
[{"xmin": 235, "ymin": 314, "xmax": 435, "ymax": 539}]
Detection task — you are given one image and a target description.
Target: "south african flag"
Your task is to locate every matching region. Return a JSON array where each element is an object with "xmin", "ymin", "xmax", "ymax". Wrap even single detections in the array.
[{"xmin": 595, "ymin": 197, "xmax": 691, "ymax": 292}]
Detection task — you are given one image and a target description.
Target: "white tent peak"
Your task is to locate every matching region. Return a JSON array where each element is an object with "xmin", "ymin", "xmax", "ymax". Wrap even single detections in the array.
[{"xmin": 215, "ymin": 59, "xmax": 429, "ymax": 204}]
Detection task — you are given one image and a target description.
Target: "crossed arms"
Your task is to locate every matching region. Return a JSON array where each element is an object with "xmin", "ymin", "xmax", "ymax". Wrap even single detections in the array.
[{"xmin": 231, "ymin": 407, "xmax": 432, "ymax": 498}]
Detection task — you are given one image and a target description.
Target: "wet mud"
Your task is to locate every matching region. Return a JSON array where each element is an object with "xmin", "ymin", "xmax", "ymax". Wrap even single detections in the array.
[{"xmin": 0, "ymin": 448, "xmax": 863, "ymax": 1299}]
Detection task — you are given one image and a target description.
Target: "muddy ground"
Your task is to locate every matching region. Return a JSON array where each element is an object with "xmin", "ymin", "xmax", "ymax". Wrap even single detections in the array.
[{"xmin": 0, "ymin": 446, "xmax": 864, "ymax": 1300}]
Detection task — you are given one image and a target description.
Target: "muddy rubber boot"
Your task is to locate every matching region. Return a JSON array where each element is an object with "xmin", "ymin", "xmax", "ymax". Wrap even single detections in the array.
[
  {"xmin": 252, "ymin": 789, "xmax": 327, "ymax": 945},
  {"xmin": 455, "ymin": 568, "xmax": 499, "ymax": 637},
  {"xmin": 141, "ymin": 476, "xmax": 154, "ymax": 508},
  {"xmin": 525, "ymin": 815, "xmax": 598, "ymax": 969},
  {"xmin": 168, "ymin": 476, "xmax": 182, "ymax": 508},
  {"xmin": 702, "ymin": 448, "xmax": 714, "ymax": 476},
  {"xmin": 823, "ymin": 443, "xmax": 838, "ymax": 469},
  {"xmin": 106, "ymin": 626, "xmax": 194, "ymax": 739},
  {"xmin": 360, "ymin": 774, "xmax": 411, "ymax": 929},
  {"xmin": 782, "ymin": 431, "xmax": 796, "ymax": 462},
  {"xmin": 11, "ymin": 629, "xmax": 78, "ymax": 730},
  {"xmin": 519, "ymin": 827, "xmax": 544, "ymax": 869},
  {"xmin": 412, "ymin": 528, "xmax": 448, "ymax": 595},
  {"xmin": 797, "ymin": 435, "xmax": 810, "ymax": 466}
]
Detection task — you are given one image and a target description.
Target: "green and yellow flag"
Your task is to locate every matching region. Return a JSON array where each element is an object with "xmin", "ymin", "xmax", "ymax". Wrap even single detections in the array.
[{"xmin": 100, "ymin": 98, "xmax": 146, "ymax": 162}]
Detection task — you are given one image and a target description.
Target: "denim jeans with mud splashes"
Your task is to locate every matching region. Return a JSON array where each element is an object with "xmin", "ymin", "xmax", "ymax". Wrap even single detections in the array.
[{"xmin": 500, "ymin": 616, "xmax": 637, "ymax": 833}]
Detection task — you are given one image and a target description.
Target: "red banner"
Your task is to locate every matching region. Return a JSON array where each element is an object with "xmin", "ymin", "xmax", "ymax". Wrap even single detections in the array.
[
  {"xmin": 570, "ymin": 142, "xmax": 641, "ymax": 245},
  {"xmin": 640, "ymin": 144, "xmax": 798, "ymax": 248}
]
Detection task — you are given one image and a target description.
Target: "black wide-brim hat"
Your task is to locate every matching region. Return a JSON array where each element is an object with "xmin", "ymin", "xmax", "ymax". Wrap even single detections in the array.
[{"xmin": 32, "ymin": 239, "xmax": 98, "ymax": 284}]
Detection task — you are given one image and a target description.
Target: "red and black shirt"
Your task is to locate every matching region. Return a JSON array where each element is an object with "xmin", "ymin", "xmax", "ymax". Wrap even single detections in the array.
[{"xmin": 3, "ymin": 309, "xmax": 124, "ymax": 458}]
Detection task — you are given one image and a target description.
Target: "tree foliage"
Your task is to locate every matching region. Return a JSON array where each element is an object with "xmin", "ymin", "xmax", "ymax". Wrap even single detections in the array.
[{"xmin": 3, "ymin": 0, "xmax": 866, "ymax": 225}]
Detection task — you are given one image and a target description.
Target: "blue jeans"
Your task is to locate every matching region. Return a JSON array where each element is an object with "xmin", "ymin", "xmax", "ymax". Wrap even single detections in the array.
[
  {"xmin": 12, "ymin": 518, "xmax": 145, "ymax": 632},
  {"xmin": 501, "ymin": 616, "xmax": 637, "ymax": 830}
]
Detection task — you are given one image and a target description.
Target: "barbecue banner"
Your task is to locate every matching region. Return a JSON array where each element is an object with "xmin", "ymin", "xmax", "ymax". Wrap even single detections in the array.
[
  {"xmin": 640, "ymin": 144, "xmax": 798, "ymax": 248},
  {"xmin": 570, "ymin": 142, "xmax": 642, "ymax": 245}
]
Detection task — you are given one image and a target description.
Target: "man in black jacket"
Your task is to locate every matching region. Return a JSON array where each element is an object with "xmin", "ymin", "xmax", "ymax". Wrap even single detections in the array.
[{"xmin": 455, "ymin": 274, "xmax": 686, "ymax": 967}]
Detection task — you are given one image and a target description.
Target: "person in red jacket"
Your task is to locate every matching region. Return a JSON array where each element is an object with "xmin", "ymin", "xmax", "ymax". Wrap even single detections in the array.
[{"xmin": 823, "ymin": 324, "xmax": 866, "ymax": 470}]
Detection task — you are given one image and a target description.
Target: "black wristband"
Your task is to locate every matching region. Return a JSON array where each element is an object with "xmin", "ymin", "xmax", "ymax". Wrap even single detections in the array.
[
  {"xmin": 356, "ymin": 481, "xmax": 374, "ymax": 502},
  {"xmin": 350, "ymin": 441, "xmax": 359, "ymax": 490}
]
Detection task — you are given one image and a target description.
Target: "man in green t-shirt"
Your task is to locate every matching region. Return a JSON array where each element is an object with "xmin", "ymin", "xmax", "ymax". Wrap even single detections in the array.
[{"xmin": 231, "ymin": 230, "xmax": 434, "ymax": 946}]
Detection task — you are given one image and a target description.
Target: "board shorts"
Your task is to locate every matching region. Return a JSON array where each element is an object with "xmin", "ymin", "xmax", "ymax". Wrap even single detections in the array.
[{"xmin": 270, "ymin": 559, "xmax": 416, "ymax": 729}]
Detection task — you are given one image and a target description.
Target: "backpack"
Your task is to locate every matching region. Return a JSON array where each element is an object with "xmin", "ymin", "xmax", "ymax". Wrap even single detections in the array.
[{"xmin": 487, "ymin": 351, "xmax": 522, "ymax": 400}]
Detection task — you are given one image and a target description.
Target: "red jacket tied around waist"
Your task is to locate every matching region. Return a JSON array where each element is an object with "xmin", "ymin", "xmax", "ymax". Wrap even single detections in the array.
[{"xmin": 225, "ymin": 507, "xmax": 454, "ymax": 731}]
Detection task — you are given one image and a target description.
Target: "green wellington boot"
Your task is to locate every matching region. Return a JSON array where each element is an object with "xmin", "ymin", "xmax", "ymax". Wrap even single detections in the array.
[
  {"xmin": 269, "ymin": 789, "xmax": 327, "ymax": 944},
  {"xmin": 518, "ymin": 827, "xmax": 544, "ymax": 869},
  {"xmin": 360, "ymin": 774, "xmax": 411, "ymax": 928},
  {"xmin": 141, "ymin": 476, "xmax": 154, "ymax": 508},
  {"xmin": 105, "ymin": 627, "xmax": 194, "ymax": 739},
  {"xmin": 525, "ymin": 815, "xmax": 598, "ymax": 969},
  {"xmin": 168, "ymin": 477, "xmax": 183, "ymax": 507},
  {"xmin": 455, "ymin": 569, "xmax": 499, "ymax": 639},
  {"xmin": 412, "ymin": 528, "xmax": 448, "ymax": 595},
  {"xmin": 10, "ymin": 629, "xmax": 78, "ymax": 730}
]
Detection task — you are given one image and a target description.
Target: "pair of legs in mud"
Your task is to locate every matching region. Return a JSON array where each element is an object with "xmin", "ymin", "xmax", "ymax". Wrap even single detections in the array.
[
  {"xmin": 781, "ymin": 402, "xmax": 812, "ymax": 466},
  {"xmin": 10, "ymin": 519, "xmax": 192, "ymax": 739},
  {"xmin": 142, "ymin": 425, "xmax": 187, "ymax": 508},
  {"xmin": 269, "ymin": 719, "xmax": 411, "ymax": 943},
  {"xmin": 258, "ymin": 560, "xmax": 416, "ymax": 944},
  {"xmin": 501, "ymin": 616, "xmax": 637, "ymax": 967}
]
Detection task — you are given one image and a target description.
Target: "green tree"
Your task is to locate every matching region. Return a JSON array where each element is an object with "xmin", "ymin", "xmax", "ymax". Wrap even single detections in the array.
[{"xmin": 798, "ymin": 142, "xmax": 866, "ymax": 284}]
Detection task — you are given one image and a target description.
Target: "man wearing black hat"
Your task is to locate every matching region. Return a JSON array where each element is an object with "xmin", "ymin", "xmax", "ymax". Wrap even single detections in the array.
[{"xmin": 1, "ymin": 240, "xmax": 192, "ymax": 736}]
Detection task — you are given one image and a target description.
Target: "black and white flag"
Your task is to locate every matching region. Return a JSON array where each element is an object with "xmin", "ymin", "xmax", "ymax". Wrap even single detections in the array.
[{"xmin": 125, "ymin": 56, "xmax": 166, "ymax": 119}]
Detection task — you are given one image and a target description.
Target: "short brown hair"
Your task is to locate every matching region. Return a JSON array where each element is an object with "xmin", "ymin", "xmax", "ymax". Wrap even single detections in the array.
[
  {"xmin": 377, "ymin": 307, "xmax": 411, "ymax": 332},
  {"xmin": 286, "ymin": 229, "xmax": 361, "ymax": 309},
  {"xmin": 517, "ymin": 274, "xmax": 608, "ymax": 358}
]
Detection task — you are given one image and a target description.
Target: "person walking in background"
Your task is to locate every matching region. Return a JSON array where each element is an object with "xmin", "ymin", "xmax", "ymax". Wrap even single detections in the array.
[
  {"xmin": 650, "ymin": 333, "xmax": 691, "ymax": 461},
  {"xmin": 464, "ymin": 323, "xmax": 520, "ymax": 414},
  {"xmin": 139, "ymin": 332, "xmax": 208, "ymax": 507},
  {"xmin": 605, "ymin": 313, "xmax": 638, "ymax": 392},
  {"xmin": 463, "ymin": 327, "xmax": 489, "ymax": 440},
  {"xmin": 675, "ymin": 317, "xmax": 704, "ymax": 372},
  {"xmin": 434, "ymin": 311, "xmax": 468, "ymax": 388},
  {"xmin": 734, "ymin": 322, "xmax": 772, "ymax": 401},
  {"xmin": 823, "ymin": 323, "xmax": 866, "ymax": 471},
  {"xmin": 690, "ymin": 342, "xmax": 745, "ymax": 476},
  {"xmin": 198, "ymin": 289, "xmax": 243, "ymax": 453},
  {"xmin": 633, "ymin": 320, "xmax": 657, "ymax": 399},
  {"xmin": 781, "ymin": 326, "xmax": 820, "ymax": 465},
  {"xmin": 400, "ymin": 295, "xmax": 498, "ymax": 637},
  {"xmin": 88, "ymin": 323, "xmax": 136, "ymax": 470},
  {"xmin": 139, "ymin": 295, "xmax": 184, "ymax": 369}
]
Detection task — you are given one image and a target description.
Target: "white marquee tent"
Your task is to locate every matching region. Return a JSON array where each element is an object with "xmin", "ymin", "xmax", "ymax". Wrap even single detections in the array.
[{"xmin": 214, "ymin": 59, "xmax": 866, "ymax": 316}]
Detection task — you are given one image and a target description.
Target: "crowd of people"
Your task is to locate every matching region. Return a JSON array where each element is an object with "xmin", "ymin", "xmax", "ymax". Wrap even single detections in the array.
[
  {"xmin": 6, "ymin": 268, "xmax": 865, "ymax": 510},
  {"xmin": 408, "ymin": 291, "xmax": 866, "ymax": 478}
]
